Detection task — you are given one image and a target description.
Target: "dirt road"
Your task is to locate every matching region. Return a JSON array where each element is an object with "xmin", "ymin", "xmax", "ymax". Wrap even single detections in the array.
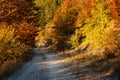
[{"xmin": 7, "ymin": 48, "xmax": 75, "ymax": 80}]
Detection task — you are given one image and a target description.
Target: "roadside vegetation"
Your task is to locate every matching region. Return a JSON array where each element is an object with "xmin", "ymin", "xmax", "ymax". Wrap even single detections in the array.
[
  {"xmin": 1, "ymin": 0, "xmax": 120, "ymax": 79},
  {"xmin": 37, "ymin": 0, "xmax": 120, "ymax": 79},
  {"xmin": 0, "ymin": 0, "xmax": 39, "ymax": 78}
]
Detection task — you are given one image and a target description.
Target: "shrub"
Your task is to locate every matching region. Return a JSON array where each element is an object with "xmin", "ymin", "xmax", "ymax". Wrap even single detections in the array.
[
  {"xmin": 34, "ymin": 0, "xmax": 63, "ymax": 27},
  {"xmin": 48, "ymin": 0, "xmax": 82, "ymax": 51},
  {"xmin": 0, "ymin": 0, "xmax": 39, "ymax": 78},
  {"xmin": 0, "ymin": 0, "xmax": 39, "ymax": 47},
  {"xmin": 0, "ymin": 24, "xmax": 32, "ymax": 78},
  {"xmin": 73, "ymin": 0, "xmax": 120, "ymax": 55}
]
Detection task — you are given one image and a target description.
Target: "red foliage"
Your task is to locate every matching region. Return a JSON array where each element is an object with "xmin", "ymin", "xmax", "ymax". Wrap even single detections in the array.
[
  {"xmin": 48, "ymin": 0, "xmax": 94, "ymax": 51},
  {"xmin": 51, "ymin": 0, "xmax": 82, "ymax": 50},
  {"xmin": 14, "ymin": 22, "xmax": 38, "ymax": 46},
  {"xmin": 0, "ymin": 0, "xmax": 36, "ymax": 23},
  {"xmin": 0, "ymin": 0, "xmax": 39, "ymax": 47},
  {"xmin": 75, "ymin": 0, "xmax": 93, "ymax": 27},
  {"xmin": 109, "ymin": 0, "xmax": 120, "ymax": 20}
]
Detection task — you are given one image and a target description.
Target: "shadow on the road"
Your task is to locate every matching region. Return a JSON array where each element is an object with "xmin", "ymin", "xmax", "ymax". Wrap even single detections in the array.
[
  {"xmin": 33, "ymin": 47, "xmax": 77, "ymax": 80},
  {"xmin": 37, "ymin": 61, "xmax": 76, "ymax": 80}
]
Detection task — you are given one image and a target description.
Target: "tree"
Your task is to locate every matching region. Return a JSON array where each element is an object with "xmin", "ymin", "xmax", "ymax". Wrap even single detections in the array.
[
  {"xmin": 34, "ymin": 0, "xmax": 63, "ymax": 27},
  {"xmin": 47, "ymin": 0, "xmax": 82, "ymax": 50},
  {"xmin": 0, "ymin": 0, "xmax": 39, "ymax": 47}
]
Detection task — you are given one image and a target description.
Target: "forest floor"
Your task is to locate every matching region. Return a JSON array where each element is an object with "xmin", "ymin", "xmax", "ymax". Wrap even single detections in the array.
[{"xmin": 5, "ymin": 47, "xmax": 120, "ymax": 80}]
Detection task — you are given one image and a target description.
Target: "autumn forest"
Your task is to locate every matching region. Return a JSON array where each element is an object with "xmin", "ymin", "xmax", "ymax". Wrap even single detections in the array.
[{"xmin": 0, "ymin": 0, "xmax": 120, "ymax": 79}]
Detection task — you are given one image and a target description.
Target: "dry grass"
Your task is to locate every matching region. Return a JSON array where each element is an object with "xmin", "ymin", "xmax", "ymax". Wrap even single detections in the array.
[{"xmin": 58, "ymin": 49, "xmax": 120, "ymax": 80}]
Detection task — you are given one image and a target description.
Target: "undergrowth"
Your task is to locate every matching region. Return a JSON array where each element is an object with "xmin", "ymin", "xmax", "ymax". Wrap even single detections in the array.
[
  {"xmin": 0, "ymin": 25, "xmax": 33, "ymax": 78},
  {"xmin": 0, "ymin": 0, "xmax": 38, "ymax": 78}
]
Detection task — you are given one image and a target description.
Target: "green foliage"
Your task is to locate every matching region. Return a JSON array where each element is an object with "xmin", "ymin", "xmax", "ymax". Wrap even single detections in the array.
[
  {"xmin": 34, "ymin": 0, "xmax": 63, "ymax": 27},
  {"xmin": 35, "ymin": 0, "xmax": 63, "ymax": 47}
]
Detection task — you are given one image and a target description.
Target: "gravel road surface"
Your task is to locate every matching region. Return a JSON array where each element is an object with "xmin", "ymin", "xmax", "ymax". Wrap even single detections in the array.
[{"xmin": 7, "ymin": 48, "xmax": 75, "ymax": 80}]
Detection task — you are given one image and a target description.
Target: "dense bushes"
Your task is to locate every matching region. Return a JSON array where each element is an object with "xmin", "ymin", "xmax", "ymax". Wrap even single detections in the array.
[
  {"xmin": 44, "ymin": 0, "xmax": 120, "ymax": 55},
  {"xmin": 34, "ymin": 0, "xmax": 63, "ymax": 27},
  {"xmin": 76, "ymin": 0, "xmax": 120, "ymax": 54},
  {"xmin": 0, "ymin": 25, "xmax": 31, "ymax": 77},
  {"xmin": 0, "ymin": 0, "xmax": 39, "ymax": 46},
  {"xmin": 76, "ymin": 0, "xmax": 112, "ymax": 51},
  {"xmin": 0, "ymin": 0, "xmax": 39, "ymax": 78},
  {"xmin": 46, "ymin": 0, "xmax": 82, "ymax": 51},
  {"xmin": 35, "ymin": 0, "xmax": 63, "ymax": 47}
]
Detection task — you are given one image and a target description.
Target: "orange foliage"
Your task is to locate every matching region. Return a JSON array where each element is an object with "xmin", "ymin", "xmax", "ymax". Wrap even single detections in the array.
[
  {"xmin": 50, "ymin": 0, "xmax": 82, "ymax": 50},
  {"xmin": 109, "ymin": 0, "xmax": 120, "ymax": 20},
  {"xmin": 75, "ymin": 0, "xmax": 93, "ymax": 26},
  {"xmin": 0, "ymin": 0, "xmax": 39, "ymax": 47},
  {"xmin": 53, "ymin": 0, "xmax": 81, "ymax": 30},
  {"xmin": 14, "ymin": 22, "xmax": 38, "ymax": 46},
  {"xmin": 0, "ymin": 0, "xmax": 39, "ymax": 78},
  {"xmin": 0, "ymin": 0, "xmax": 36, "ymax": 23},
  {"xmin": 49, "ymin": 0, "xmax": 94, "ymax": 50}
]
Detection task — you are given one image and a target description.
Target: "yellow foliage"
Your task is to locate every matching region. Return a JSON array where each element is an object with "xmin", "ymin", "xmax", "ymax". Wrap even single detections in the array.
[{"xmin": 0, "ymin": 23, "xmax": 31, "ymax": 78}]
